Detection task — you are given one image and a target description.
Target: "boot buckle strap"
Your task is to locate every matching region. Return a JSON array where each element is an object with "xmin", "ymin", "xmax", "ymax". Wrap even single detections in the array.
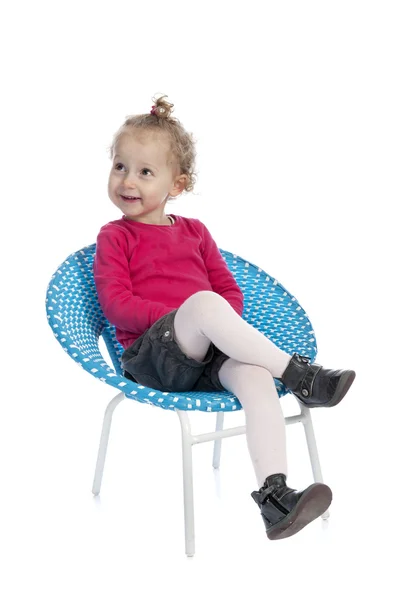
[
  {"xmin": 255, "ymin": 484, "xmax": 278, "ymax": 505},
  {"xmin": 300, "ymin": 363, "xmax": 322, "ymax": 399}
]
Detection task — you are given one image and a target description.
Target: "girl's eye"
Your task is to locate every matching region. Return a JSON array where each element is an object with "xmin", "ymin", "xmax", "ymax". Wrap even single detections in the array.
[{"xmin": 114, "ymin": 164, "xmax": 152, "ymax": 176}]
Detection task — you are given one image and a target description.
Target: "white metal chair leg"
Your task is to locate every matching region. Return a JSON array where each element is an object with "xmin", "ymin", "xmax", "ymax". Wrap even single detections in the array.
[
  {"xmin": 176, "ymin": 409, "xmax": 195, "ymax": 558},
  {"xmin": 90, "ymin": 394, "xmax": 328, "ymax": 556},
  {"xmin": 92, "ymin": 392, "xmax": 125, "ymax": 496},
  {"xmin": 300, "ymin": 405, "xmax": 330, "ymax": 519},
  {"xmin": 212, "ymin": 412, "xmax": 225, "ymax": 469}
]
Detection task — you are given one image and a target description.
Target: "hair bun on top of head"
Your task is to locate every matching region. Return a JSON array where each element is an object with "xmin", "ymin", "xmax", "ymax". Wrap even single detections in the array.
[{"xmin": 150, "ymin": 94, "xmax": 174, "ymax": 119}]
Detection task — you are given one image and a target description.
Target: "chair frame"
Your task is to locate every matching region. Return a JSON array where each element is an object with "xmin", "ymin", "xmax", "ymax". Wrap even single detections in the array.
[{"xmin": 92, "ymin": 391, "xmax": 328, "ymax": 557}]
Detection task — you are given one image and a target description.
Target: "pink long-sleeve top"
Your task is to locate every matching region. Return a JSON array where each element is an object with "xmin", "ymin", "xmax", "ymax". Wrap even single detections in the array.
[{"xmin": 93, "ymin": 214, "xmax": 244, "ymax": 349}]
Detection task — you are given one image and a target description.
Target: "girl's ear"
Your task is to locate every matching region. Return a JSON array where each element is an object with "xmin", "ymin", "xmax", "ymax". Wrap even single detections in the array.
[{"xmin": 170, "ymin": 174, "xmax": 188, "ymax": 197}]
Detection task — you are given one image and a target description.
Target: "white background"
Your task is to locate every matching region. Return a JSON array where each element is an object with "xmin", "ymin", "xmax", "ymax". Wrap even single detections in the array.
[{"xmin": 1, "ymin": 1, "xmax": 398, "ymax": 598}]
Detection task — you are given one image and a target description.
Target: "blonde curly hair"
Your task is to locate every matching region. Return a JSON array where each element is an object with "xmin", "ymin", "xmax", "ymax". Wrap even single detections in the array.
[{"xmin": 108, "ymin": 94, "xmax": 197, "ymax": 194}]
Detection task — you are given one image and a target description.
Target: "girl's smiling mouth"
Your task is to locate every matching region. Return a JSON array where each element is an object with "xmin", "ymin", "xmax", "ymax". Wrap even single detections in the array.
[{"xmin": 121, "ymin": 195, "xmax": 141, "ymax": 202}]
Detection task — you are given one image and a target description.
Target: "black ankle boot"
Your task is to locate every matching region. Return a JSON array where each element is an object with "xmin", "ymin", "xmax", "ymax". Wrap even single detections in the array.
[
  {"xmin": 279, "ymin": 353, "xmax": 356, "ymax": 408},
  {"xmin": 251, "ymin": 473, "xmax": 332, "ymax": 540}
]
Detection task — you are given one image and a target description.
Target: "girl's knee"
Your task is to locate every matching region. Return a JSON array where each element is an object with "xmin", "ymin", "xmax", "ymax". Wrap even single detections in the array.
[
  {"xmin": 185, "ymin": 290, "xmax": 222, "ymax": 310},
  {"xmin": 191, "ymin": 290, "xmax": 220, "ymax": 301},
  {"xmin": 176, "ymin": 290, "xmax": 220, "ymax": 332},
  {"xmin": 237, "ymin": 363, "xmax": 275, "ymax": 385},
  {"xmin": 219, "ymin": 359, "xmax": 275, "ymax": 394}
]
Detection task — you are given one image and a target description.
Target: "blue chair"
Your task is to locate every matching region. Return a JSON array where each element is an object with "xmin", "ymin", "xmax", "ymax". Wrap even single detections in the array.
[{"xmin": 46, "ymin": 243, "xmax": 329, "ymax": 557}]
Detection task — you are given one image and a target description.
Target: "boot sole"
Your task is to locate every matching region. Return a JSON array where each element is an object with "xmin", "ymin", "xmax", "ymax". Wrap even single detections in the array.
[
  {"xmin": 267, "ymin": 483, "xmax": 332, "ymax": 540},
  {"xmin": 322, "ymin": 370, "xmax": 356, "ymax": 408}
]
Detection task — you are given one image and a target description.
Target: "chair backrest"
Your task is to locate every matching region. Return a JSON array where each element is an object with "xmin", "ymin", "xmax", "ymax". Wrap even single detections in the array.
[
  {"xmin": 46, "ymin": 244, "xmax": 317, "ymax": 380},
  {"xmin": 46, "ymin": 244, "xmax": 112, "ymax": 367}
]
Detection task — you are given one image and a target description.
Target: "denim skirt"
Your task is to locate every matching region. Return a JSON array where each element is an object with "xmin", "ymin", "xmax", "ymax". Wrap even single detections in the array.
[{"xmin": 121, "ymin": 309, "xmax": 229, "ymax": 393}]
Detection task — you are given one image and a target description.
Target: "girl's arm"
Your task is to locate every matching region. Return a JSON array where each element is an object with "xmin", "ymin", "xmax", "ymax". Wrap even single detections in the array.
[
  {"xmin": 93, "ymin": 227, "xmax": 175, "ymax": 334},
  {"xmin": 199, "ymin": 222, "xmax": 244, "ymax": 316}
]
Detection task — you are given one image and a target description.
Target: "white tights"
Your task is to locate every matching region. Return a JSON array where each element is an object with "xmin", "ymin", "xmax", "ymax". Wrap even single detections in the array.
[{"xmin": 174, "ymin": 291, "xmax": 292, "ymax": 488}]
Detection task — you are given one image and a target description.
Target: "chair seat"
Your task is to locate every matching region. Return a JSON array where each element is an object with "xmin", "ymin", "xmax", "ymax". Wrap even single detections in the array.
[{"xmin": 46, "ymin": 244, "xmax": 317, "ymax": 412}]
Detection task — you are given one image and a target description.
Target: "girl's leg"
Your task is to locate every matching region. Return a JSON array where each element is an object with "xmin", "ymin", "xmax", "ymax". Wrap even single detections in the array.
[
  {"xmin": 217, "ymin": 358, "xmax": 288, "ymax": 487},
  {"xmin": 174, "ymin": 290, "xmax": 355, "ymax": 408},
  {"xmin": 173, "ymin": 291, "xmax": 334, "ymax": 539},
  {"xmin": 218, "ymin": 359, "xmax": 332, "ymax": 540},
  {"xmin": 174, "ymin": 291, "xmax": 291, "ymax": 378}
]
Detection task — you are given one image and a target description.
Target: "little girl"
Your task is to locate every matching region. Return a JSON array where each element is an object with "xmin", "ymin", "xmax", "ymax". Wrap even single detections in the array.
[{"xmin": 93, "ymin": 94, "xmax": 356, "ymax": 541}]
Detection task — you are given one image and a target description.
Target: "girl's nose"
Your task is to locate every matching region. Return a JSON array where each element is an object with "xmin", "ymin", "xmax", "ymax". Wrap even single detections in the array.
[{"xmin": 124, "ymin": 175, "xmax": 137, "ymax": 188}]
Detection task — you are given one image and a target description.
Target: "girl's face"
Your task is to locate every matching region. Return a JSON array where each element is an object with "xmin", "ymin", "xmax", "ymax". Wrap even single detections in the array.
[{"xmin": 108, "ymin": 129, "xmax": 186, "ymax": 224}]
